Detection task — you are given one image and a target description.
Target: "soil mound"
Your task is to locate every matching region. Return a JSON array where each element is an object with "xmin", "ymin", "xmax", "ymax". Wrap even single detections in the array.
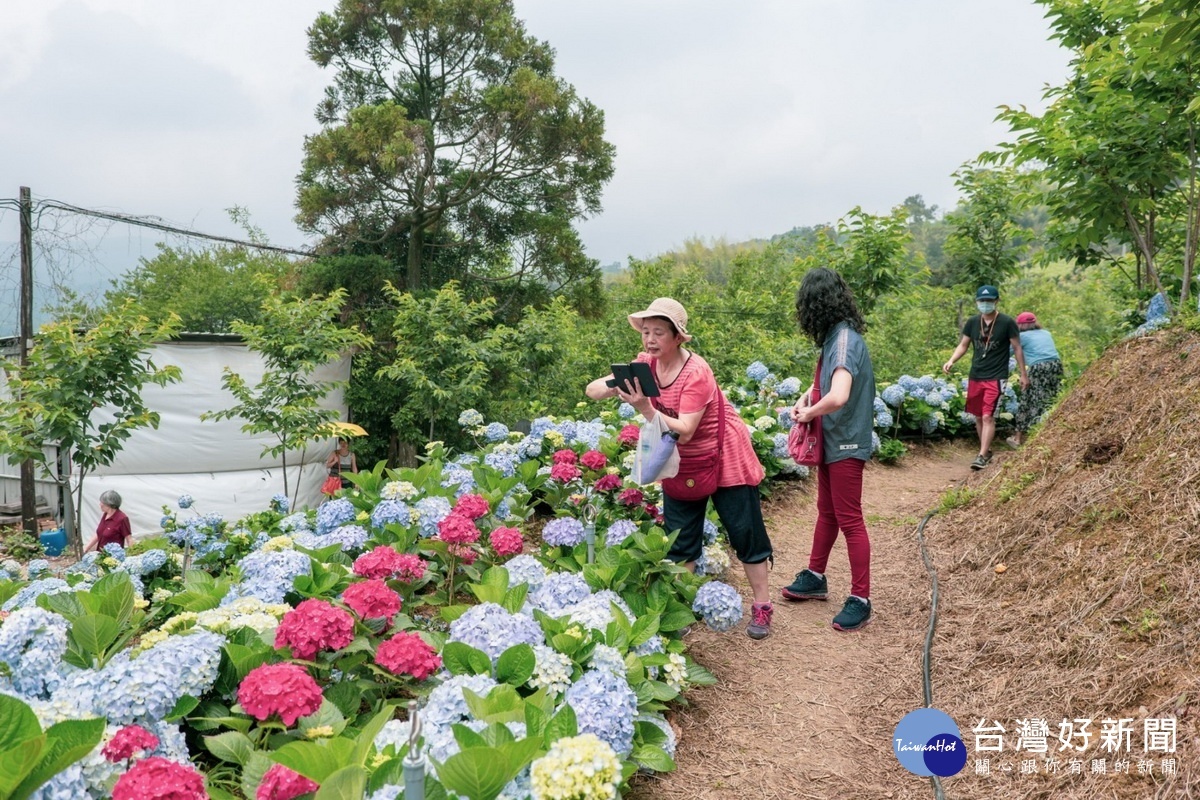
[{"xmin": 926, "ymin": 328, "xmax": 1200, "ymax": 798}]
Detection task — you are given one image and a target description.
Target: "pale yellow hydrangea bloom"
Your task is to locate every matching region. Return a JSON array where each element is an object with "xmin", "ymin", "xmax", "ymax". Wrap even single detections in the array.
[
  {"xmin": 261, "ymin": 535, "xmax": 294, "ymax": 552},
  {"xmin": 162, "ymin": 612, "xmax": 199, "ymax": 633},
  {"xmin": 545, "ymin": 430, "xmax": 565, "ymax": 447},
  {"xmin": 130, "ymin": 628, "xmax": 171, "ymax": 655},
  {"xmin": 662, "ymin": 652, "xmax": 688, "ymax": 693},
  {"xmin": 133, "ymin": 597, "xmax": 150, "ymax": 610},
  {"xmin": 530, "ymin": 733, "xmax": 620, "ymax": 800},
  {"xmin": 305, "ymin": 726, "xmax": 335, "ymax": 739}
]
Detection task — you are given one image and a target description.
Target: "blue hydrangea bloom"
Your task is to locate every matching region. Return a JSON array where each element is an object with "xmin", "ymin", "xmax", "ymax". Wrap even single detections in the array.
[
  {"xmin": 123, "ymin": 549, "xmax": 168, "ymax": 576},
  {"xmin": 62, "ymin": 630, "xmax": 224, "ymax": 725},
  {"xmin": 271, "ymin": 493, "xmax": 290, "ymax": 513},
  {"xmin": 960, "ymin": 411, "xmax": 977, "ymax": 425},
  {"xmin": 873, "ymin": 396, "xmax": 887, "ymax": 414},
  {"xmin": 897, "ymin": 375, "xmax": 919, "ymax": 391},
  {"xmin": 881, "ymin": 384, "xmax": 906, "ymax": 408},
  {"xmin": 924, "ymin": 390, "xmax": 944, "ymax": 407},
  {"xmin": 1147, "ymin": 292, "xmax": 1169, "ymax": 322},
  {"xmin": 605, "ymin": 519, "xmax": 637, "ymax": 547},
  {"xmin": 484, "ymin": 422, "xmax": 510, "ymax": 442},
  {"xmin": 530, "ymin": 417, "xmax": 555, "ymax": 437},
  {"xmin": 223, "ymin": 549, "xmax": 311, "ymax": 605},
  {"xmin": 0, "ymin": 607, "xmax": 70, "ymax": 699},
  {"xmin": 875, "ymin": 410, "xmax": 894, "ymax": 429},
  {"xmin": 177, "ymin": 494, "xmax": 194, "ymax": 509},
  {"xmin": 917, "ymin": 375, "xmax": 935, "ymax": 392},
  {"xmin": 3, "ymin": 579, "xmax": 72, "ymax": 612},
  {"xmin": 564, "ymin": 590, "xmax": 633, "ymax": 633},
  {"xmin": 316, "ymin": 498, "xmax": 356, "ymax": 535},
  {"xmin": 776, "ymin": 377, "xmax": 801, "ymax": 398},
  {"xmin": 746, "ymin": 362, "xmax": 769, "ymax": 383},
  {"xmin": 28, "ymin": 762, "xmax": 85, "ymax": 800},
  {"xmin": 542, "ymin": 517, "xmax": 586, "ymax": 548},
  {"xmin": 566, "ymin": 668, "xmax": 638, "ymax": 757},
  {"xmin": 324, "ymin": 525, "xmax": 370, "ymax": 552},
  {"xmin": 692, "ymin": 581, "xmax": 743, "ymax": 632},
  {"xmin": 871, "ymin": 431, "xmax": 881, "ymax": 453},
  {"xmin": 422, "ymin": 673, "xmax": 500, "ymax": 728},
  {"xmin": 504, "ymin": 555, "xmax": 547, "ymax": 589},
  {"xmin": 440, "ymin": 463, "xmax": 476, "ymax": 495},
  {"xmin": 772, "ymin": 433, "xmax": 790, "ymax": 459},
  {"xmin": 777, "ymin": 408, "xmax": 795, "ymax": 430},
  {"xmin": 415, "ymin": 496, "xmax": 453, "ymax": 538},
  {"xmin": 26, "ymin": 559, "xmax": 51, "ymax": 579},
  {"xmin": 101, "ymin": 544, "xmax": 126, "ymax": 562},
  {"xmin": 702, "ymin": 518, "xmax": 720, "ymax": 546},
  {"xmin": 448, "ymin": 603, "xmax": 545, "ymax": 662},
  {"xmin": 279, "ymin": 512, "xmax": 312, "ymax": 533},
  {"xmin": 920, "ymin": 416, "xmax": 939, "ymax": 435},
  {"xmin": 484, "ymin": 451, "xmax": 518, "ymax": 478},
  {"xmin": 371, "ymin": 500, "xmax": 412, "ymax": 530},
  {"xmin": 555, "ymin": 420, "xmax": 578, "ymax": 443},
  {"xmin": 529, "ymin": 572, "xmax": 592, "ymax": 614},
  {"xmin": 572, "ymin": 421, "xmax": 606, "ymax": 451},
  {"xmin": 618, "ymin": 402, "xmax": 637, "ymax": 419},
  {"xmin": 516, "ymin": 435, "xmax": 545, "ymax": 460}
]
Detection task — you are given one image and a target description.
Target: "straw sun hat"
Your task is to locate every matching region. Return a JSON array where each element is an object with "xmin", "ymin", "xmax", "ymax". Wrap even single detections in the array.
[{"xmin": 627, "ymin": 297, "xmax": 693, "ymax": 342}]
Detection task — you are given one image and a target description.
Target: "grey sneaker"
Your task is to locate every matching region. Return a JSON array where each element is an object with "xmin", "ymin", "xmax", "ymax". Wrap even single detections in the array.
[
  {"xmin": 832, "ymin": 596, "xmax": 871, "ymax": 632},
  {"xmin": 970, "ymin": 453, "xmax": 991, "ymax": 470},
  {"xmin": 747, "ymin": 602, "xmax": 773, "ymax": 640},
  {"xmin": 781, "ymin": 569, "xmax": 828, "ymax": 601}
]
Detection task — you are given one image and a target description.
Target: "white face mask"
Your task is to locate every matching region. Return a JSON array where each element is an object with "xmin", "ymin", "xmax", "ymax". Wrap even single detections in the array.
[{"xmin": 977, "ymin": 301, "xmax": 997, "ymax": 314}]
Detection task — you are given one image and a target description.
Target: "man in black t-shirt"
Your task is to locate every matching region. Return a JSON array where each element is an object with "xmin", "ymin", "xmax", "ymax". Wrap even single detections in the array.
[{"xmin": 942, "ymin": 285, "xmax": 1029, "ymax": 470}]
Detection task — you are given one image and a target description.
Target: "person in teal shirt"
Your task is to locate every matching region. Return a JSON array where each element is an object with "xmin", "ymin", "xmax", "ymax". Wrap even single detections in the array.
[{"xmin": 1011, "ymin": 311, "xmax": 1062, "ymax": 445}]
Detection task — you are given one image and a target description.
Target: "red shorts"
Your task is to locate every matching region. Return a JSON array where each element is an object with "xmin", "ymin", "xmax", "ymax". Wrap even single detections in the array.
[{"xmin": 966, "ymin": 379, "xmax": 1002, "ymax": 417}]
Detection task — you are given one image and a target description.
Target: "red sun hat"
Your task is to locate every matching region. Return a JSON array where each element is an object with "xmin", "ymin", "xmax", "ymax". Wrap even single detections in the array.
[{"xmin": 1016, "ymin": 312, "xmax": 1037, "ymax": 324}]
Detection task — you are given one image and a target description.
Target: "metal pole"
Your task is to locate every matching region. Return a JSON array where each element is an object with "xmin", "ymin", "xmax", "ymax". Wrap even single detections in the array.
[
  {"xmin": 403, "ymin": 700, "xmax": 426, "ymax": 800},
  {"xmin": 18, "ymin": 187, "xmax": 38, "ymax": 537}
]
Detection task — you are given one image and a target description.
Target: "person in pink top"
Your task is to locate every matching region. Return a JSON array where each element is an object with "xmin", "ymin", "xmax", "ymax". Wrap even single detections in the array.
[{"xmin": 586, "ymin": 298, "xmax": 776, "ymax": 640}]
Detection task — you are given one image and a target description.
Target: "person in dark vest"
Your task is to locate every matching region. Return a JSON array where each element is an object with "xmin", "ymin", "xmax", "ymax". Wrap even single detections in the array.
[{"xmin": 943, "ymin": 285, "xmax": 1029, "ymax": 470}]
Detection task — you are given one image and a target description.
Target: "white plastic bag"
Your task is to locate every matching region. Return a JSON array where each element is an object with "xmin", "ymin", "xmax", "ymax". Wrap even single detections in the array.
[{"xmin": 633, "ymin": 413, "xmax": 680, "ymax": 484}]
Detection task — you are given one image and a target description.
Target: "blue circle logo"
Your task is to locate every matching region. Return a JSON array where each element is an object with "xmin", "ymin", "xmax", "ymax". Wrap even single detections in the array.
[{"xmin": 893, "ymin": 708, "xmax": 967, "ymax": 777}]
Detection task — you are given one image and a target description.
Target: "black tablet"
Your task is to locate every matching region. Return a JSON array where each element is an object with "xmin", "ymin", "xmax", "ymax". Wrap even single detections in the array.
[{"xmin": 606, "ymin": 362, "xmax": 660, "ymax": 396}]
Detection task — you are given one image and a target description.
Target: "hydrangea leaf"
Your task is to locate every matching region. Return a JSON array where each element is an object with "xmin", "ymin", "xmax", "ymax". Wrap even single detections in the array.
[
  {"xmin": 313, "ymin": 765, "xmax": 367, "ymax": 800},
  {"xmin": 0, "ymin": 735, "xmax": 46, "ymax": 798},
  {"xmin": 203, "ymin": 731, "xmax": 255, "ymax": 766},
  {"xmin": 66, "ymin": 613, "xmax": 119, "ymax": 663},
  {"xmin": 495, "ymin": 644, "xmax": 535, "ymax": 686},
  {"xmin": 271, "ymin": 738, "xmax": 357, "ymax": 783},
  {"xmin": 92, "ymin": 572, "xmax": 135, "ymax": 628},
  {"xmin": 631, "ymin": 744, "xmax": 676, "ymax": 774},
  {"xmin": 543, "ymin": 703, "xmax": 578, "ymax": 745},
  {"xmin": 441, "ymin": 642, "xmax": 491, "ymax": 676},
  {"xmin": 240, "ymin": 751, "xmax": 274, "ymax": 800},
  {"xmin": 0, "ymin": 696, "xmax": 42, "ymax": 757}
]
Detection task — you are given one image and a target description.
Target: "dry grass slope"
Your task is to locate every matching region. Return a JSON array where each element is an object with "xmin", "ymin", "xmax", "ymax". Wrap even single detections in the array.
[{"xmin": 926, "ymin": 328, "xmax": 1200, "ymax": 799}]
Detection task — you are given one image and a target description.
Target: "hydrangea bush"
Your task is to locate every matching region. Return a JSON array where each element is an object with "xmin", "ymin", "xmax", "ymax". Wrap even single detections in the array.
[{"xmin": 0, "ymin": 360, "xmax": 998, "ymax": 799}]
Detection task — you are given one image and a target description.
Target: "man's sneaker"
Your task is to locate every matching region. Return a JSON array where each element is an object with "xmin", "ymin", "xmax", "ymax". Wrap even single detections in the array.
[
  {"xmin": 747, "ymin": 602, "xmax": 773, "ymax": 640},
  {"xmin": 970, "ymin": 453, "xmax": 992, "ymax": 470},
  {"xmin": 832, "ymin": 596, "xmax": 871, "ymax": 632},
  {"xmin": 781, "ymin": 569, "xmax": 828, "ymax": 601}
]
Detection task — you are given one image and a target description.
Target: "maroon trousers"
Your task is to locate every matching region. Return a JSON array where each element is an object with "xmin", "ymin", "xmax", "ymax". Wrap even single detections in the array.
[{"xmin": 809, "ymin": 457, "xmax": 871, "ymax": 598}]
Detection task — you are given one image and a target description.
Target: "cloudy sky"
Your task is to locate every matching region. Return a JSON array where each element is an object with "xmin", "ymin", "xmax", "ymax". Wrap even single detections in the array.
[{"xmin": 0, "ymin": 0, "xmax": 1069, "ymax": 326}]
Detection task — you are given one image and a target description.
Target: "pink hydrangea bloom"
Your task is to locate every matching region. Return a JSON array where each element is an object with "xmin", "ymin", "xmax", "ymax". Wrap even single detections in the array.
[
  {"xmin": 488, "ymin": 526, "xmax": 524, "ymax": 556},
  {"xmin": 256, "ymin": 764, "xmax": 319, "ymax": 800},
  {"xmin": 454, "ymin": 493, "xmax": 490, "ymax": 520},
  {"xmin": 237, "ymin": 663, "xmax": 324, "ymax": 726},
  {"xmin": 375, "ymin": 631, "xmax": 442, "ymax": 680},
  {"xmin": 447, "ymin": 543, "xmax": 477, "ymax": 565},
  {"xmin": 580, "ymin": 450, "xmax": 608, "ymax": 471},
  {"xmin": 353, "ymin": 545, "xmax": 403, "ymax": 579},
  {"xmin": 593, "ymin": 473, "xmax": 622, "ymax": 493},
  {"xmin": 393, "ymin": 553, "xmax": 428, "ymax": 583},
  {"xmin": 102, "ymin": 725, "xmax": 160, "ymax": 762},
  {"xmin": 617, "ymin": 424, "xmax": 641, "ymax": 445},
  {"xmin": 274, "ymin": 599, "xmax": 355, "ymax": 660},
  {"xmin": 552, "ymin": 449, "xmax": 578, "ymax": 465},
  {"xmin": 341, "ymin": 579, "xmax": 402, "ymax": 621},
  {"xmin": 112, "ymin": 757, "xmax": 208, "ymax": 800},
  {"xmin": 549, "ymin": 463, "xmax": 582, "ymax": 483},
  {"xmin": 618, "ymin": 488, "xmax": 645, "ymax": 506},
  {"xmin": 437, "ymin": 511, "xmax": 480, "ymax": 544}
]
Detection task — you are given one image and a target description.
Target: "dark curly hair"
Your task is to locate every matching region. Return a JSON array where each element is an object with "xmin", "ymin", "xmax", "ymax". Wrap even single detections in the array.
[{"xmin": 795, "ymin": 268, "xmax": 865, "ymax": 347}]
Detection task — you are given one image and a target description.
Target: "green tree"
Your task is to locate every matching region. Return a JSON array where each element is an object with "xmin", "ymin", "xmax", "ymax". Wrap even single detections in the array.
[
  {"xmin": 377, "ymin": 282, "xmax": 507, "ymax": 445},
  {"xmin": 804, "ymin": 207, "xmax": 916, "ymax": 317},
  {"xmin": 941, "ymin": 166, "xmax": 1030, "ymax": 293},
  {"xmin": 296, "ymin": 0, "xmax": 616, "ymax": 295},
  {"xmin": 105, "ymin": 210, "xmax": 293, "ymax": 332},
  {"xmin": 987, "ymin": 0, "xmax": 1200, "ymax": 309},
  {"xmin": 202, "ymin": 290, "xmax": 371, "ymax": 501},
  {"xmin": 0, "ymin": 301, "xmax": 182, "ymax": 556}
]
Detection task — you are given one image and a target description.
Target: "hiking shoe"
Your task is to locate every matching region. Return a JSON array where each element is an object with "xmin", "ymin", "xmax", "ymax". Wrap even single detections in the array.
[
  {"xmin": 781, "ymin": 569, "xmax": 828, "ymax": 601},
  {"xmin": 970, "ymin": 453, "xmax": 992, "ymax": 470},
  {"xmin": 832, "ymin": 596, "xmax": 872, "ymax": 632},
  {"xmin": 747, "ymin": 602, "xmax": 773, "ymax": 640}
]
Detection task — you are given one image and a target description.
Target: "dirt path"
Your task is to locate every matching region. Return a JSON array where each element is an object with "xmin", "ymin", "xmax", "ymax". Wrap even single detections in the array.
[{"xmin": 629, "ymin": 440, "xmax": 983, "ymax": 800}]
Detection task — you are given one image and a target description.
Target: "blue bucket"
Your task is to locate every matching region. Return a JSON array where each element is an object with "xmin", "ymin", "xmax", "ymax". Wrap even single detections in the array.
[{"xmin": 39, "ymin": 528, "xmax": 67, "ymax": 557}]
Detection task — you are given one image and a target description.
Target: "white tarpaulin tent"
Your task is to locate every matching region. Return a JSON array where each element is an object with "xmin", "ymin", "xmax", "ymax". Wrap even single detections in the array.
[{"xmin": 0, "ymin": 338, "xmax": 350, "ymax": 547}]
